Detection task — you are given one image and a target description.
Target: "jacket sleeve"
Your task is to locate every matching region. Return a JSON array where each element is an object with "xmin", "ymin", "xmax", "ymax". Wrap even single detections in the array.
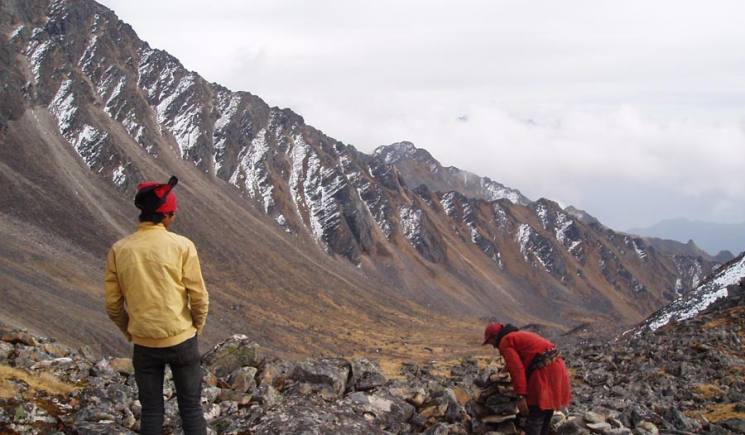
[
  {"xmin": 104, "ymin": 248, "xmax": 131, "ymax": 341},
  {"xmin": 500, "ymin": 340, "xmax": 528, "ymax": 395},
  {"xmin": 183, "ymin": 242, "xmax": 209, "ymax": 334}
]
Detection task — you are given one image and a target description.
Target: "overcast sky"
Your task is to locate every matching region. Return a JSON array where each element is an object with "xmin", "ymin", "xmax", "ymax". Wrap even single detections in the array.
[{"xmin": 99, "ymin": 0, "xmax": 745, "ymax": 230}]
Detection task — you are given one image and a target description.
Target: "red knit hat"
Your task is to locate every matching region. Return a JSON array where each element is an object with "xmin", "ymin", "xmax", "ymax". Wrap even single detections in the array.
[
  {"xmin": 134, "ymin": 176, "xmax": 178, "ymax": 215},
  {"xmin": 482, "ymin": 322, "xmax": 503, "ymax": 345}
]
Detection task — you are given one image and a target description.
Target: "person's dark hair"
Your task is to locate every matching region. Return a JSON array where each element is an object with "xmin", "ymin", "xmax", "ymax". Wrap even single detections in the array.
[
  {"xmin": 139, "ymin": 212, "xmax": 165, "ymax": 223},
  {"xmin": 139, "ymin": 212, "xmax": 174, "ymax": 223}
]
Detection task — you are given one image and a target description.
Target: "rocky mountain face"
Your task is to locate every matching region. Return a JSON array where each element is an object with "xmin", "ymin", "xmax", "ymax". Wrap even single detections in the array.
[
  {"xmin": 373, "ymin": 142, "xmax": 531, "ymax": 206},
  {"xmin": 0, "ymin": 0, "xmax": 724, "ymax": 356},
  {"xmin": 636, "ymin": 252, "xmax": 745, "ymax": 333}
]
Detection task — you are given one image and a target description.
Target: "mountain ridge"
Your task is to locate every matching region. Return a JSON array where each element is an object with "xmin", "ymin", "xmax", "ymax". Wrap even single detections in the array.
[
  {"xmin": 628, "ymin": 217, "xmax": 745, "ymax": 257},
  {"xmin": 0, "ymin": 0, "xmax": 723, "ymax": 356}
]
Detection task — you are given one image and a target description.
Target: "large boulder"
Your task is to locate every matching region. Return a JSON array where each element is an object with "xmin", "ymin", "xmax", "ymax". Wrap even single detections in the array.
[
  {"xmin": 345, "ymin": 391, "xmax": 416, "ymax": 432},
  {"xmin": 201, "ymin": 335, "xmax": 263, "ymax": 378},
  {"xmin": 291, "ymin": 358, "xmax": 351, "ymax": 398},
  {"xmin": 257, "ymin": 359, "xmax": 296, "ymax": 390},
  {"xmin": 249, "ymin": 395, "xmax": 385, "ymax": 434},
  {"xmin": 349, "ymin": 358, "xmax": 387, "ymax": 391}
]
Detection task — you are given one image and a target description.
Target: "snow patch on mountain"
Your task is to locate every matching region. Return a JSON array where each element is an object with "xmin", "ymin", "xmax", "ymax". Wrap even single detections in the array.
[
  {"xmin": 229, "ymin": 129, "xmax": 274, "ymax": 213},
  {"xmin": 516, "ymin": 224, "xmax": 532, "ymax": 260},
  {"xmin": 138, "ymin": 49, "xmax": 205, "ymax": 158},
  {"xmin": 112, "ymin": 164, "xmax": 126, "ymax": 187},
  {"xmin": 400, "ymin": 206, "xmax": 424, "ymax": 247},
  {"xmin": 642, "ymin": 254, "xmax": 745, "ymax": 332},
  {"xmin": 346, "ymin": 165, "xmax": 393, "ymax": 238},
  {"xmin": 535, "ymin": 203, "xmax": 549, "ymax": 229},
  {"xmin": 213, "ymin": 92, "xmax": 241, "ymax": 174},
  {"xmin": 440, "ymin": 192, "xmax": 458, "ymax": 218},
  {"xmin": 26, "ymin": 37, "xmax": 52, "ymax": 83},
  {"xmin": 289, "ymin": 134, "xmax": 310, "ymax": 211},
  {"xmin": 78, "ymin": 35, "xmax": 99, "ymax": 74},
  {"xmin": 303, "ymin": 153, "xmax": 345, "ymax": 243},
  {"xmin": 287, "ymin": 134, "xmax": 348, "ymax": 245},
  {"xmin": 516, "ymin": 223, "xmax": 559, "ymax": 273},
  {"xmin": 9, "ymin": 25, "xmax": 24, "ymax": 41},
  {"xmin": 49, "ymin": 80, "xmax": 76, "ymax": 132},
  {"xmin": 481, "ymin": 178, "xmax": 526, "ymax": 204}
]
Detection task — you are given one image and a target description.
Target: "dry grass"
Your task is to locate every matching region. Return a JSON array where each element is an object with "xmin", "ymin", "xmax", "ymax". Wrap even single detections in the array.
[
  {"xmin": 693, "ymin": 383, "xmax": 723, "ymax": 399},
  {"xmin": 699, "ymin": 403, "xmax": 745, "ymax": 422},
  {"xmin": 703, "ymin": 306, "xmax": 745, "ymax": 330},
  {"xmin": 0, "ymin": 365, "xmax": 78, "ymax": 399},
  {"xmin": 378, "ymin": 359, "xmax": 405, "ymax": 380}
]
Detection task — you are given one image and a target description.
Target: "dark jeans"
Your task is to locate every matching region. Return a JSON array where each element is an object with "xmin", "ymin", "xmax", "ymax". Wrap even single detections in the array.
[
  {"xmin": 525, "ymin": 406, "xmax": 554, "ymax": 435},
  {"xmin": 133, "ymin": 335, "xmax": 207, "ymax": 435}
]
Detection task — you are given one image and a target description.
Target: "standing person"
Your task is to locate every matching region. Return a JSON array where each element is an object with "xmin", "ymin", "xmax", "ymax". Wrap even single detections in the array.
[
  {"xmin": 483, "ymin": 322, "xmax": 571, "ymax": 435},
  {"xmin": 105, "ymin": 176, "xmax": 209, "ymax": 435}
]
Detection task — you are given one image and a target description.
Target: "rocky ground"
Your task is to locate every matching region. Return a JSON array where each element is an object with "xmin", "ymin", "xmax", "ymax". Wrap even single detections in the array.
[
  {"xmin": 0, "ymin": 285, "xmax": 743, "ymax": 435},
  {"xmin": 562, "ymin": 282, "xmax": 745, "ymax": 435}
]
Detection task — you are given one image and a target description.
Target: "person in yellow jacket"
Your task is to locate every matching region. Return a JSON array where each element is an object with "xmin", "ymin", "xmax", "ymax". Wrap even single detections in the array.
[{"xmin": 105, "ymin": 176, "xmax": 209, "ymax": 435}]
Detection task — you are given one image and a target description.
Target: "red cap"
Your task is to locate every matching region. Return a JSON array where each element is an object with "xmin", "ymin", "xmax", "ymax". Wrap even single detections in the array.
[
  {"xmin": 134, "ymin": 176, "xmax": 178, "ymax": 214},
  {"xmin": 482, "ymin": 322, "xmax": 503, "ymax": 345}
]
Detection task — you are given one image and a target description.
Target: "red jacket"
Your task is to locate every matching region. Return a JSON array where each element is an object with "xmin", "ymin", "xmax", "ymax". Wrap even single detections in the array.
[{"xmin": 498, "ymin": 330, "xmax": 571, "ymax": 409}]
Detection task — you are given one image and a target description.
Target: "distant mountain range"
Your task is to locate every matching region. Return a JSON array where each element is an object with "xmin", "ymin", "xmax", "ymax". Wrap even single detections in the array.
[
  {"xmin": 628, "ymin": 218, "xmax": 745, "ymax": 257},
  {"xmin": 0, "ymin": 0, "xmax": 730, "ymax": 356}
]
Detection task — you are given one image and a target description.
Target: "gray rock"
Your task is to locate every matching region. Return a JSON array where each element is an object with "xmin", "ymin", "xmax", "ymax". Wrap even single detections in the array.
[
  {"xmin": 78, "ymin": 345, "xmax": 98, "ymax": 362},
  {"xmin": 90, "ymin": 358, "xmax": 118, "ymax": 378},
  {"xmin": 584, "ymin": 411, "xmax": 607, "ymax": 424},
  {"xmin": 201, "ymin": 335, "xmax": 262, "ymax": 378},
  {"xmin": 254, "ymin": 384, "xmax": 280, "ymax": 406},
  {"xmin": 74, "ymin": 421, "xmax": 136, "ymax": 434},
  {"xmin": 203, "ymin": 403, "xmax": 221, "ymax": 422},
  {"xmin": 257, "ymin": 359, "xmax": 295, "ymax": 389},
  {"xmin": 662, "ymin": 407, "xmax": 701, "ymax": 432},
  {"xmin": 291, "ymin": 358, "xmax": 351, "ymax": 398},
  {"xmin": 1, "ymin": 330, "xmax": 38, "ymax": 346},
  {"xmin": 587, "ymin": 422, "xmax": 612, "ymax": 433},
  {"xmin": 249, "ymin": 395, "xmax": 385, "ymax": 434},
  {"xmin": 557, "ymin": 418, "xmax": 591, "ymax": 435},
  {"xmin": 41, "ymin": 342, "xmax": 73, "ymax": 357},
  {"xmin": 202, "ymin": 386, "xmax": 221, "ymax": 404},
  {"xmin": 349, "ymin": 358, "xmax": 386, "ymax": 391},
  {"xmin": 110, "ymin": 358, "xmax": 134, "ymax": 376},
  {"xmin": 228, "ymin": 366, "xmax": 257, "ymax": 393},
  {"xmin": 0, "ymin": 341, "xmax": 13, "ymax": 362},
  {"xmin": 633, "ymin": 420, "xmax": 658, "ymax": 435},
  {"xmin": 721, "ymin": 419, "xmax": 745, "ymax": 434},
  {"xmin": 345, "ymin": 391, "xmax": 415, "ymax": 431},
  {"xmin": 12, "ymin": 345, "xmax": 53, "ymax": 368}
]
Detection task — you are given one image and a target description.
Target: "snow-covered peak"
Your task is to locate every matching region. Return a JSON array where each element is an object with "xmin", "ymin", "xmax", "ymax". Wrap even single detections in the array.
[
  {"xmin": 640, "ymin": 253, "xmax": 745, "ymax": 332},
  {"xmin": 374, "ymin": 141, "xmax": 422, "ymax": 165}
]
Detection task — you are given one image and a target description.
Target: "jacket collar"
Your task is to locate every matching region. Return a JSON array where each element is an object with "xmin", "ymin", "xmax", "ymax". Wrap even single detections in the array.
[{"xmin": 137, "ymin": 222, "xmax": 166, "ymax": 231}]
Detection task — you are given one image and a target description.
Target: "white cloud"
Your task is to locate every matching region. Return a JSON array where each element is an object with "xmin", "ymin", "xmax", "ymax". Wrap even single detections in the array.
[{"xmin": 99, "ymin": 0, "xmax": 745, "ymax": 229}]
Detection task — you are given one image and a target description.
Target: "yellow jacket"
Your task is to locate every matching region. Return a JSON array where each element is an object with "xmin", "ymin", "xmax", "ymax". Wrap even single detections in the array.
[{"xmin": 105, "ymin": 222, "xmax": 209, "ymax": 347}]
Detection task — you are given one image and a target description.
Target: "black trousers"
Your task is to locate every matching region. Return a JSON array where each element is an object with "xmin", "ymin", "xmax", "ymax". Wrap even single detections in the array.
[
  {"xmin": 132, "ymin": 335, "xmax": 207, "ymax": 435},
  {"xmin": 525, "ymin": 406, "xmax": 554, "ymax": 435}
]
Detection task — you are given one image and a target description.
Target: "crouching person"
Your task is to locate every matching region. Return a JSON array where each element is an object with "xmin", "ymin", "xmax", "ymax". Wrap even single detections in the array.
[
  {"xmin": 483, "ymin": 322, "xmax": 571, "ymax": 435},
  {"xmin": 105, "ymin": 176, "xmax": 209, "ymax": 435}
]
